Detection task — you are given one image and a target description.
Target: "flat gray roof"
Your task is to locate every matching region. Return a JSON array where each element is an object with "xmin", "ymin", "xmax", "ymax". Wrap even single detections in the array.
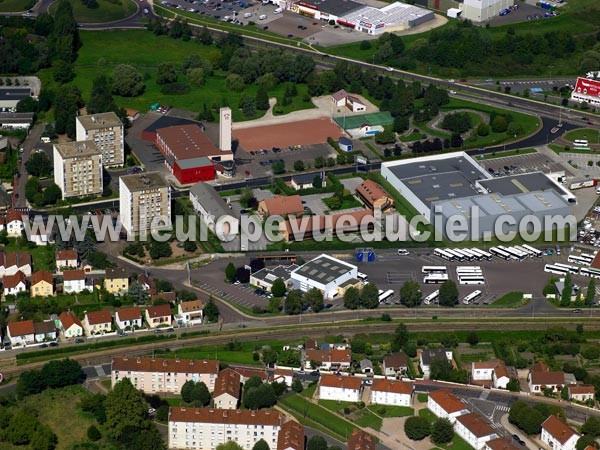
[
  {"xmin": 0, "ymin": 88, "xmax": 31, "ymax": 101},
  {"xmin": 120, "ymin": 172, "xmax": 169, "ymax": 191},
  {"xmin": 54, "ymin": 140, "xmax": 100, "ymax": 158},
  {"xmin": 190, "ymin": 182, "xmax": 239, "ymax": 220},
  {"xmin": 305, "ymin": 0, "xmax": 364, "ymax": 16},
  {"xmin": 77, "ymin": 112, "xmax": 122, "ymax": 130},
  {"xmin": 479, "ymin": 173, "xmax": 562, "ymax": 196},
  {"xmin": 292, "ymin": 254, "xmax": 355, "ymax": 284},
  {"xmin": 252, "ymin": 265, "xmax": 298, "ymax": 283}
]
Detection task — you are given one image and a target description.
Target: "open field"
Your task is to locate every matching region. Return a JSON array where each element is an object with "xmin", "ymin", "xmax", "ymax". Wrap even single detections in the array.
[
  {"xmin": 489, "ymin": 291, "xmax": 529, "ymax": 308},
  {"xmin": 565, "ymin": 128, "xmax": 600, "ymax": 143},
  {"xmin": 319, "ymin": 399, "xmax": 383, "ymax": 430},
  {"xmin": 49, "ymin": 0, "xmax": 137, "ymax": 23},
  {"xmin": 0, "ymin": 0, "xmax": 33, "ymax": 12}
]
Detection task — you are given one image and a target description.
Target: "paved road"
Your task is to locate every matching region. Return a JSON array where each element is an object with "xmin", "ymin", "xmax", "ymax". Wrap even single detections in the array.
[{"xmin": 14, "ymin": 123, "xmax": 45, "ymax": 208}]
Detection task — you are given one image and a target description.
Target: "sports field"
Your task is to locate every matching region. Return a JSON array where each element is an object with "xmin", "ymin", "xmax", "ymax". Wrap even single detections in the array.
[
  {"xmin": 333, "ymin": 111, "xmax": 393, "ymax": 130},
  {"xmin": 233, "ymin": 118, "xmax": 342, "ymax": 151}
]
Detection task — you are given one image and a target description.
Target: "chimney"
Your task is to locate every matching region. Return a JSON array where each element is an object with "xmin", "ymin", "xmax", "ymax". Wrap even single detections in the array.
[
  {"xmin": 91, "ymin": 116, "xmax": 96, "ymax": 123},
  {"xmin": 219, "ymin": 107, "xmax": 232, "ymax": 152}
]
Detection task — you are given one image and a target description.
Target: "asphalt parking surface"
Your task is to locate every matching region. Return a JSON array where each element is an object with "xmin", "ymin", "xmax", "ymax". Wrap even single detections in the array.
[
  {"xmin": 479, "ymin": 152, "xmax": 571, "ymax": 177},
  {"xmin": 484, "ymin": 3, "xmax": 558, "ymax": 26}
]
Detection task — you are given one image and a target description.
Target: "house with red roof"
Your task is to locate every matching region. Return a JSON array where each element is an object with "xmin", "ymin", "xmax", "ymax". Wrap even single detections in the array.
[
  {"xmin": 3, "ymin": 270, "xmax": 26, "ymax": 297},
  {"xmin": 63, "ymin": 269, "xmax": 87, "ymax": 294},
  {"xmin": 454, "ymin": 413, "xmax": 498, "ymax": 449},
  {"xmin": 115, "ymin": 307, "xmax": 142, "ymax": 330},
  {"xmin": 319, "ymin": 374, "xmax": 362, "ymax": 402},
  {"xmin": 347, "ymin": 428, "xmax": 376, "ymax": 450},
  {"xmin": 567, "ymin": 384, "xmax": 595, "ymax": 403},
  {"xmin": 541, "ymin": 415, "xmax": 579, "ymax": 450},
  {"xmin": 528, "ymin": 362, "xmax": 565, "ymax": 394},
  {"xmin": 277, "ymin": 420, "xmax": 304, "ymax": 450},
  {"xmin": 370, "ymin": 379, "xmax": 413, "ymax": 407},
  {"xmin": 83, "ymin": 310, "xmax": 113, "ymax": 336},
  {"xmin": 59, "ymin": 311, "xmax": 83, "ymax": 338},
  {"xmin": 5, "ymin": 209, "xmax": 24, "ymax": 237},
  {"xmin": 6, "ymin": 320, "xmax": 35, "ymax": 346},
  {"xmin": 213, "ymin": 368, "xmax": 241, "ymax": 410},
  {"xmin": 56, "ymin": 249, "xmax": 78, "ymax": 269},
  {"xmin": 471, "ymin": 359, "xmax": 514, "ymax": 389},
  {"xmin": 427, "ymin": 389, "xmax": 469, "ymax": 423},
  {"xmin": 145, "ymin": 304, "xmax": 172, "ymax": 329}
]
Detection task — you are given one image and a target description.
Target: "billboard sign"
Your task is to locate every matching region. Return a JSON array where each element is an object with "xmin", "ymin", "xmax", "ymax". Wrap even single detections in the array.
[{"xmin": 574, "ymin": 77, "xmax": 600, "ymax": 98}]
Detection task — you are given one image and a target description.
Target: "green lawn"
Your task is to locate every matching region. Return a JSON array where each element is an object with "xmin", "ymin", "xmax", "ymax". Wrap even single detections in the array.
[
  {"xmin": 489, "ymin": 291, "xmax": 529, "ymax": 308},
  {"xmin": 399, "ymin": 132, "xmax": 426, "ymax": 142},
  {"xmin": 319, "ymin": 400, "xmax": 383, "ymax": 430},
  {"xmin": 323, "ymin": 194, "xmax": 363, "ymax": 211},
  {"xmin": 418, "ymin": 408, "xmax": 437, "ymax": 422},
  {"xmin": 101, "ymin": 378, "xmax": 112, "ymax": 391},
  {"xmin": 436, "ymin": 434, "xmax": 472, "ymax": 450},
  {"xmin": 0, "ymin": 0, "xmax": 34, "ymax": 12},
  {"xmin": 368, "ymin": 404, "xmax": 414, "ymax": 418},
  {"xmin": 417, "ymin": 393, "xmax": 428, "ymax": 403},
  {"xmin": 2, "ymin": 242, "xmax": 55, "ymax": 272},
  {"xmin": 49, "ymin": 0, "xmax": 137, "ymax": 23},
  {"xmin": 564, "ymin": 128, "xmax": 600, "ymax": 144},
  {"xmin": 548, "ymin": 144, "xmax": 598, "ymax": 155},
  {"xmin": 477, "ymin": 148, "xmax": 537, "ymax": 160}
]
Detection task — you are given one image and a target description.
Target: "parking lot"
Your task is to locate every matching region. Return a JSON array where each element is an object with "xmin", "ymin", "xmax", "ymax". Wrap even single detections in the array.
[
  {"xmin": 161, "ymin": 0, "xmax": 282, "ymax": 26},
  {"xmin": 479, "ymin": 152, "xmax": 571, "ymax": 177},
  {"xmin": 485, "ymin": 3, "xmax": 560, "ymax": 26}
]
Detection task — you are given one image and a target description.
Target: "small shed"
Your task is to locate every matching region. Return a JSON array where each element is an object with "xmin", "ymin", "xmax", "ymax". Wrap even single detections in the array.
[{"xmin": 339, "ymin": 136, "xmax": 353, "ymax": 152}]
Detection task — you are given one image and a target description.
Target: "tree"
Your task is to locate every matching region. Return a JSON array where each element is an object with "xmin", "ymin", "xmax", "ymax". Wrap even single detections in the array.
[
  {"xmin": 431, "ymin": 418, "xmax": 454, "ymax": 445},
  {"xmin": 128, "ymin": 281, "xmax": 149, "ymax": 304},
  {"xmin": 16, "ymin": 97, "xmax": 39, "ymax": 113},
  {"xmin": 252, "ymin": 439, "xmax": 270, "ymax": 450},
  {"xmin": 25, "ymin": 177, "xmax": 41, "ymax": 203},
  {"xmin": 87, "ymin": 425, "xmax": 101, "ymax": 441},
  {"xmin": 582, "ymin": 417, "xmax": 600, "ymax": 437},
  {"xmin": 5, "ymin": 410, "xmax": 38, "ymax": 445},
  {"xmin": 404, "ymin": 416, "xmax": 431, "ymax": 440},
  {"xmin": 225, "ymin": 262, "xmax": 237, "ymax": 282},
  {"xmin": 507, "ymin": 379, "xmax": 520, "ymax": 392},
  {"xmin": 42, "ymin": 183, "xmax": 62, "ymax": 205},
  {"xmin": 271, "ymin": 278, "xmax": 286, "ymax": 298},
  {"xmin": 187, "ymin": 67, "xmax": 206, "ymax": 87},
  {"xmin": 304, "ymin": 288, "xmax": 324, "ymax": 312},
  {"xmin": 294, "ymin": 160, "xmax": 305, "ymax": 172},
  {"xmin": 441, "ymin": 112, "xmax": 472, "ymax": 133},
  {"xmin": 466, "ymin": 331, "xmax": 479, "ymax": 346},
  {"xmin": 577, "ymin": 435, "xmax": 599, "ymax": 450},
  {"xmin": 344, "ymin": 286, "xmax": 360, "ymax": 310},
  {"xmin": 561, "ymin": 272, "xmax": 573, "ymax": 306},
  {"xmin": 430, "ymin": 358, "xmax": 453, "ymax": 381},
  {"xmin": 243, "ymin": 383, "xmax": 276, "ymax": 409},
  {"xmin": 256, "ymin": 87, "xmax": 270, "ymax": 111},
  {"xmin": 156, "ymin": 63, "xmax": 177, "ymax": 85},
  {"xmin": 156, "ymin": 404, "xmax": 169, "ymax": 422},
  {"xmin": 204, "ymin": 297, "xmax": 219, "ymax": 322},
  {"xmin": 87, "ymin": 74, "xmax": 117, "ymax": 114},
  {"xmin": 285, "ymin": 290, "xmax": 303, "ymax": 315},
  {"xmin": 491, "ymin": 115, "xmax": 509, "ymax": 133},
  {"xmin": 181, "ymin": 380, "xmax": 196, "ymax": 403},
  {"xmin": 292, "ymin": 378, "xmax": 303, "ymax": 393},
  {"xmin": 400, "ymin": 281, "xmax": 421, "ymax": 307},
  {"xmin": 360, "ymin": 283, "xmax": 379, "ymax": 309},
  {"xmin": 17, "ymin": 369, "xmax": 47, "ymax": 398},
  {"xmin": 31, "ymin": 424, "xmax": 58, "ymax": 450},
  {"xmin": 439, "ymin": 280, "xmax": 458, "ymax": 307},
  {"xmin": 40, "ymin": 359, "xmax": 84, "ymax": 388},
  {"xmin": 307, "ymin": 435, "xmax": 328, "ymax": 450},
  {"xmin": 236, "ymin": 267, "xmax": 251, "ymax": 283},
  {"xmin": 148, "ymin": 240, "xmax": 172, "ymax": 259},
  {"xmin": 54, "ymin": 85, "xmax": 82, "ymax": 138},
  {"xmin": 226, "ymin": 74, "xmax": 245, "ymax": 92},
  {"xmin": 585, "ymin": 278, "xmax": 596, "ymax": 307},
  {"xmin": 53, "ymin": 59, "xmax": 75, "ymax": 84},
  {"xmin": 183, "ymin": 240, "xmax": 197, "ymax": 252},
  {"xmin": 104, "ymin": 378, "xmax": 150, "ymax": 441},
  {"xmin": 313, "ymin": 174, "xmax": 323, "ymax": 189},
  {"xmin": 80, "ymin": 393, "xmax": 107, "ymax": 424},
  {"xmin": 217, "ymin": 443, "xmax": 244, "ymax": 450},
  {"xmin": 375, "ymin": 127, "xmax": 396, "ymax": 145},
  {"xmin": 112, "ymin": 64, "xmax": 144, "ymax": 97},
  {"xmin": 391, "ymin": 323, "xmax": 409, "ymax": 352}
]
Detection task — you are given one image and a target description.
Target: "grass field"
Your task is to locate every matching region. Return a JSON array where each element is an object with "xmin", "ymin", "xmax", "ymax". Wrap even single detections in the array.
[
  {"xmin": 548, "ymin": 143, "xmax": 598, "ymax": 155},
  {"xmin": 2, "ymin": 242, "xmax": 55, "ymax": 272},
  {"xmin": 368, "ymin": 405, "xmax": 414, "ymax": 418},
  {"xmin": 319, "ymin": 400, "xmax": 383, "ymax": 430},
  {"xmin": 323, "ymin": 194, "xmax": 362, "ymax": 211},
  {"xmin": 417, "ymin": 393, "xmax": 428, "ymax": 403},
  {"xmin": 418, "ymin": 408, "xmax": 437, "ymax": 422},
  {"xmin": 0, "ymin": 0, "xmax": 33, "ymax": 12},
  {"xmin": 564, "ymin": 128, "xmax": 600, "ymax": 144},
  {"xmin": 399, "ymin": 131, "xmax": 426, "ymax": 142},
  {"xmin": 478, "ymin": 148, "xmax": 537, "ymax": 160},
  {"xmin": 489, "ymin": 291, "xmax": 529, "ymax": 308},
  {"xmin": 49, "ymin": 0, "xmax": 137, "ymax": 23}
]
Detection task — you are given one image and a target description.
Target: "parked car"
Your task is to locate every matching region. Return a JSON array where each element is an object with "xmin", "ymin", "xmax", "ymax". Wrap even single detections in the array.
[
  {"xmin": 397, "ymin": 249, "xmax": 409, "ymax": 256},
  {"xmin": 75, "ymin": 338, "xmax": 85, "ymax": 344}
]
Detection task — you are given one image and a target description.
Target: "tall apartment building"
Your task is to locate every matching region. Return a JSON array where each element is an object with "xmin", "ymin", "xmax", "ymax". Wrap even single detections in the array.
[
  {"xmin": 119, "ymin": 172, "xmax": 171, "ymax": 236},
  {"xmin": 53, "ymin": 140, "xmax": 103, "ymax": 199},
  {"xmin": 111, "ymin": 357, "xmax": 220, "ymax": 393},
  {"xmin": 76, "ymin": 112, "xmax": 124, "ymax": 167},
  {"xmin": 168, "ymin": 407, "xmax": 282, "ymax": 450}
]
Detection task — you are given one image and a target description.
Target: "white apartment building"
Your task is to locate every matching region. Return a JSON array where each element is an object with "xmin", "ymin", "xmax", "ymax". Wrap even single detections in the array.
[
  {"xmin": 168, "ymin": 407, "xmax": 282, "ymax": 450},
  {"xmin": 427, "ymin": 389, "xmax": 469, "ymax": 423},
  {"xmin": 541, "ymin": 415, "xmax": 579, "ymax": 450},
  {"xmin": 370, "ymin": 379, "xmax": 413, "ymax": 407},
  {"xmin": 112, "ymin": 357, "xmax": 220, "ymax": 393},
  {"xmin": 76, "ymin": 112, "xmax": 124, "ymax": 167},
  {"xmin": 119, "ymin": 172, "xmax": 171, "ymax": 236},
  {"xmin": 53, "ymin": 140, "xmax": 103, "ymax": 199},
  {"xmin": 454, "ymin": 413, "xmax": 498, "ymax": 450},
  {"xmin": 319, "ymin": 374, "xmax": 362, "ymax": 402}
]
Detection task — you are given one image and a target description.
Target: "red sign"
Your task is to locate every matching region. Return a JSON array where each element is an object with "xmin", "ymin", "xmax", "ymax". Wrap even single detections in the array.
[
  {"xmin": 574, "ymin": 77, "xmax": 600, "ymax": 98},
  {"xmin": 297, "ymin": 1, "xmax": 317, "ymax": 9}
]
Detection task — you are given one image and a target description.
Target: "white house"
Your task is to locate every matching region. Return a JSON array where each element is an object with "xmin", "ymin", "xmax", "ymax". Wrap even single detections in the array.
[
  {"xmin": 454, "ymin": 413, "xmax": 498, "ymax": 450},
  {"xmin": 213, "ymin": 368, "xmax": 241, "ymax": 410},
  {"xmin": 346, "ymin": 95, "xmax": 366, "ymax": 112},
  {"xmin": 319, "ymin": 374, "xmax": 362, "ymax": 402},
  {"xmin": 83, "ymin": 310, "xmax": 113, "ymax": 336},
  {"xmin": 290, "ymin": 254, "xmax": 358, "ymax": 300},
  {"xmin": 370, "ymin": 379, "xmax": 413, "ymax": 407},
  {"xmin": 484, "ymin": 438, "xmax": 521, "ymax": 450},
  {"xmin": 0, "ymin": 251, "xmax": 32, "ymax": 277},
  {"xmin": 420, "ymin": 348, "xmax": 453, "ymax": 377},
  {"xmin": 115, "ymin": 307, "xmax": 143, "ymax": 330},
  {"xmin": 383, "ymin": 353, "xmax": 409, "ymax": 378},
  {"xmin": 305, "ymin": 348, "xmax": 351, "ymax": 370},
  {"xmin": 471, "ymin": 360, "xmax": 511, "ymax": 389},
  {"xmin": 427, "ymin": 389, "xmax": 469, "ymax": 423},
  {"xmin": 176, "ymin": 300, "xmax": 204, "ymax": 326},
  {"xmin": 540, "ymin": 415, "xmax": 579, "ymax": 450},
  {"xmin": 3, "ymin": 270, "xmax": 26, "ymax": 297},
  {"xmin": 56, "ymin": 249, "xmax": 78, "ymax": 269},
  {"xmin": 331, "ymin": 89, "xmax": 349, "ymax": 107},
  {"xmin": 63, "ymin": 269, "xmax": 87, "ymax": 294},
  {"xmin": 5, "ymin": 209, "xmax": 24, "ymax": 237},
  {"xmin": 6, "ymin": 320, "xmax": 36, "ymax": 346},
  {"xmin": 145, "ymin": 304, "xmax": 172, "ymax": 329},
  {"xmin": 59, "ymin": 311, "xmax": 83, "ymax": 338},
  {"xmin": 290, "ymin": 173, "xmax": 324, "ymax": 191},
  {"xmin": 34, "ymin": 321, "xmax": 57, "ymax": 342},
  {"xmin": 528, "ymin": 362, "xmax": 565, "ymax": 394},
  {"xmin": 272, "ymin": 368, "xmax": 294, "ymax": 387},
  {"xmin": 567, "ymin": 384, "xmax": 596, "ymax": 403}
]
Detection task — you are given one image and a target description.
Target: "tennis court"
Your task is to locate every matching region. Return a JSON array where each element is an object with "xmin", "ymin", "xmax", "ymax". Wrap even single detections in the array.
[{"xmin": 333, "ymin": 111, "xmax": 394, "ymax": 130}]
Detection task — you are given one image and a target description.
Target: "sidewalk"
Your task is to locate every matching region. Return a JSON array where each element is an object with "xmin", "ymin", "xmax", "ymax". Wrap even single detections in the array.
[{"xmin": 499, "ymin": 413, "xmax": 538, "ymax": 450}]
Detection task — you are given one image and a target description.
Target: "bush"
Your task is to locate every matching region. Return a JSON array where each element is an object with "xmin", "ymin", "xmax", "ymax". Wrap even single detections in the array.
[
  {"xmin": 404, "ymin": 416, "xmax": 431, "ymax": 440},
  {"xmin": 87, "ymin": 426, "xmax": 101, "ymax": 441}
]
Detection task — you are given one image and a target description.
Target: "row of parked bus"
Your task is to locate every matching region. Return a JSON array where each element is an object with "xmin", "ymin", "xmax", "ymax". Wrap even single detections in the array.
[
  {"xmin": 456, "ymin": 266, "xmax": 485, "ymax": 285},
  {"xmin": 434, "ymin": 245, "xmax": 544, "ymax": 263},
  {"xmin": 423, "ymin": 289, "xmax": 482, "ymax": 305},
  {"xmin": 544, "ymin": 263, "xmax": 600, "ymax": 279},
  {"xmin": 422, "ymin": 266, "xmax": 449, "ymax": 284}
]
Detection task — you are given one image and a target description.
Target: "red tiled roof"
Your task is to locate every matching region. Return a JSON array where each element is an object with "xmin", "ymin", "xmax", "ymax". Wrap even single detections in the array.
[
  {"xmin": 371, "ymin": 379, "xmax": 413, "ymax": 395},
  {"xmin": 4, "ymin": 270, "xmax": 26, "ymax": 288},
  {"xmin": 305, "ymin": 349, "xmax": 351, "ymax": 364},
  {"xmin": 214, "ymin": 368, "xmax": 241, "ymax": 399},
  {"xmin": 56, "ymin": 249, "xmax": 78, "ymax": 261},
  {"xmin": 6, "ymin": 209, "xmax": 24, "ymax": 223},
  {"xmin": 0, "ymin": 251, "xmax": 31, "ymax": 269},
  {"xmin": 7, "ymin": 319, "xmax": 35, "ymax": 337},
  {"xmin": 116, "ymin": 307, "xmax": 142, "ymax": 321},
  {"xmin": 30, "ymin": 270, "xmax": 53, "ymax": 286},
  {"xmin": 305, "ymin": 339, "xmax": 318, "ymax": 350},
  {"xmin": 384, "ymin": 352, "xmax": 408, "ymax": 369},
  {"xmin": 486, "ymin": 437, "xmax": 521, "ymax": 450},
  {"xmin": 63, "ymin": 269, "xmax": 85, "ymax": 281},
  {"xmin": 180, "ymin": 300, "xmax": 204, "ymax": 313},
  {"xmin": 113, "ymin": 357, "xmax": 219, "ymax": 374},
  {"xmin": 277, "ymin": 420, "xmax": 304, "ymax": 450},
  {"xmin": 456, "ymin": 413, "xmax": 496, "ymax": 438},
  {"xmin": 542, "ymin": 415, "xmax": 578, "ymax": 444},
  {"xmin": 156, "ymin": 124, "xmax": 231, "ymax": 160},
  {"xmin": 85, "ymin": 310, "xmax": 112, "ymax": 325},
  {"xmin": 260, "ymin": 195, "xmax": 304, "ymax": 216},
  {"xmin": 429, "ymin": 389, "xmax": 467, "ymax": 414},
  {"xmin": 331, "ymin": 89, "xmax": 349, "ymax": 102},
  {"xmin": 530, "ymin": 371, "xmax": 564, "ymax": 386},
  {"xmin": 59, "ymin": 311, "xmax": 82, "ymax": 329},
  {"xmin": 232, "ymin": 366, "xmax": 267, "ymax": 381},
  {"xmin": 168, "ymin": 407, "xmax": 281, "ymax": 426},
  {"xmin": 348, "ymin": 428, "xmax": 376, "ymax": 450},
  {"xmin": 356, "ymin": 179, "xmax": 391, "ymax": 203},
  {"xmin": 146, "ymin": 304, "xmax": 171, "ymax": 318},
  {"xmin": 319, "ymin": 374, "xmax": 362, "ymax": 390},
  {"xmin": 567, "ymin": 384, "xmax": 595, "ymax": 394},
  {"xmin": 530, "ymin": 361, "xmax": 549, "ymax": 372}
]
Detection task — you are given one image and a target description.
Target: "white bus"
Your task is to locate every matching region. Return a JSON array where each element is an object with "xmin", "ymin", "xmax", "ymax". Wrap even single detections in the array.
[
  {"xmin": 423, "ymin": 290, "xmax": 439, "ymax": 305},
  {"xmin": 423, "ymin": 274, "xmax": 449, "ymax": 284},
  {"xmin": 434, "ymin": 248, "xmax": 455, "ymax": 261},
  {"xmin": 453, "ymin": 249, "xmax": 474, "ymax": 261},
  {"xmin": 554, "ymin": 263, "xmax": 580, "ymax": 274},
  {"xmin": 445, "ymin": 249, "xmax": 466, "ymax": 261},
  {"xmin": 574, "ymin": 140, "xmax": 589, "ymax": 147},
  {"xmin": 580, "ymin": 267, "xmax": 600, "ymax": 279},
  {"xmin": 459, "ymin": 275, "xmax": 485, "ymax": 285},
  {"xmin": 521, "ymin": 244, "xmax": 543, "ymax": 258},
  {"xmin": 513, "ymin": 245, "xmax": 534, "ymax": 258},
  {"xmin": 378, "ymin": 289, "xmax": 395, "ymax": 303},
  {"xmin": 357, "ymin": 272, "xmax": 368, "ymax": 282},
  {"xmin": 469, "ymin": 248, "xmax": 493, "ymax": 261},
  {"xmin": 580, "ymin": 253, "xmax": 596, "ymax": 262},
  {"xmin": 568, "ymin": 255, "xmax": 593, "ymax": 266},
  {"xmin": 544, "ymin": 264, "xmax": 571, "ymax": 275},
  {"xmin": 462, "ymin": 290, "xmax": 482, "ymax": 304},
  {"xmin": 489, "ymin": 247, "xmax": 512, "ymax": 260},
  {"xmin": 500, "ymin": 246, "xmax": 526, "ymax": 261},
  {"xmin": 460, "ymin": 248, "xmax": 481, "ymax": 261},
  {"xmin": 456, "ymin": 266, "xmax": 482, "ymax": 273},
  {"xmin": 422, "ymin": 266, "xmax": 448, "ymax": 274}
]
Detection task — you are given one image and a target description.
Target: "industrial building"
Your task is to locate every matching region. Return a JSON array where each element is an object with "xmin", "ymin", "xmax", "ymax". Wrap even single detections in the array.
[
  {"xmin": 455, "ymin": 0, "xmax": 514, "ymax": 22},
  {"xmin": 290, "ymin": 254, "xmax": 359, "ymax": 299},
  {"xmin": 76, "ymin": 112, "xmax": 124, "ymax": 167},
  {"xmin": 0, "ymin": 88, "xmax": 32, "ymax": 112},
  {"xmin": 381, "ymin": 152, "xmax": 574, "ymax": 239},
  {"xmin": 53, "ymin": 141, "xmax": 103, "ymax": 199}
]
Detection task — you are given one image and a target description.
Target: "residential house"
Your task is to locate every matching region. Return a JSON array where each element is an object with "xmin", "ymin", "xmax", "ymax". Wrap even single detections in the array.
[
  {"xmin": 484, "ymin": 437, "xmax": 521, "ymax": 450},
  {"xmin": 30, "ymin": 270, "xmax": 54, "ymax": 298},
  {"xmin": 213, "ymin": 368, "xmax": 241, "ymax": 410},
  {"xmin": 355, "ymin": 179, "xmax": 395, "ymax": 213},
  {"xmin": 371, "ymin": 379, "xmax": 413, "ymax": 407},
  {"xmin": 528, "ymin": 362, "xmax": 565, "ymax": 394},
  {"xmin": 250, "ymin": 265, "xmax": 298, "ymax": 292},
  {"xmin": 331, "ymin": 89, "xmax": 349, "ymax": 107},
  {"xmin": 420, "ymin": 348, "xmax": 453, "ymax": 377},
  {"xmin": 0, "ymin": 251, "xmax": 32, "ymax": 277},
  {"xmin": 83, "ymin": 310, "xmax": 113, "ymax": 336},
  {"xmin": 567, "ymin": 384, "xmax": 596, "ymax": 402},
  {"xmin": 29, "ymin": 228, "xmax": 53, "ymax": 246},
  {"xmin": 540, "ymin": 415, "xmax": 579, "ymax": 450},
  {"xmin": 176, "ymin": 300, "xmax": 204, "ymax": 326},
  {"xmin": 56, "ymin": 249, "xmax": 78, "ymax": 269},
  {"xmin": 3, "ymin": 270, "xmax": 26, "ymax": 297},
  {"xmin": 305, "ymin": 348, "xmax": 351, "ymax": 371},
  {"xmin": 63, "ymin": 269, "xmax": 87, "ymax": 294},
  {"xmin": 104, "ymin": 268, "xmax": 129, "ymax": 295},
  {"xmin": 6, "ymin": 320, "xmax": 35, "ymax": 346},
  {"xmin": 347, "ymin": 428, "xmax": 376, "ymax": 450},
  {"xmin": 319, "ymin": 374, "xmax": 362, "ymax": 402},
  {"xmin": 233, "ymin": 367, "xmax": 268, "ymax": 383},
  {"xmin": 471, "ymin": 360, "xmax": 513, "ymax": 389},
  {"xmin": 258, "ymin": 195, "xmax": 304, "ymax": 218},
  {"xmin": 383, "ymin": 352, "xmax": 409, "ymax": 378},
  {"xmin": 346, "ymin": 95, "xmax": 366, "ymax": 112},
  {"xmin": 305, "ymin": 339, "xmax": 318, "ymax": 350},
  {"xmin": 59, "ymin": 311, "xmax": 83, "ymax": 338},
  {"xmin": 290, "ymin": 173, "xmax": 324, "ymax": 191},
  {"xmin": 5, "ymin": 209, "xmax": 24, "ymax": 237},
  {"xmin": 427, "ymin": 389, "xmax": 469, "ymax": 423},
  {"xmin": 168, "ymin": 407, "xmax": 282, "ymax": 450},
  {"xmin": 115, "ymin": 307, "xmax": 143, "ymax": 331},
  {"xmin": 272, "ymin": 368, "xmax": 294, "ymax": 387},
  {"xmin": 112, "ymin": 357, "xmax": 220, "ymax": 393},
  {"xmin": 145, "ymin": 304, "xmax": 172, "ymax": 329},
  {"xmin": 138, "ymin": 273, "xmax": 156, "ymax": 294},
  {"xmin": 454, "ymin": 413, "xmax": 498, "ymax": 450},
  {"xmin": 34, "ymin": 321, "xmax": 57, "ymax": 342},
  {"xmin": 277, "ymin": 420, "xmax": 304, "ymax": 450},
  {"xmin": 359, "ymin": 358, "xmax": 373, "ymax": 373}
]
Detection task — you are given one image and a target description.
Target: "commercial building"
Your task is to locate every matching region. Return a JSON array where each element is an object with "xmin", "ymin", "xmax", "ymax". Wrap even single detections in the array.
[
  {"xmin": 570, "ymin": 77, "xmax": 600, "ymax": 107},
  {"xmin": 168, "ymin": 407, "xmax": 282, "ymax": 450},
  {"xmin": 454, "ymin": 413, "xmax": 498, "ymax": 450},
  {"xmin": 370, "ymin": 379, "xmax": 413, "ymax": 407},
  {"xmin": 318, "ymin": 374, "xmax": 362, "ymax": 402},
  {"xmin": 112, "ymin": 357, "xmax": 220, "ymax": 393},
  {"xmin": 76, "ymin": 112, "xmax": 124, "ymax": 167},
  {"xmin": 0, "ymin": 87, "xmax": 32, "ymax": 111},
  {"xmin": 119, "ymin": 172, "xmax": 171, "ymax": 236},
  {"xmin": 427, "ymin": 389, "xmax": 469, "ymax": 423},
  {"xmin": 290, "ymin": 254, "xmax": 358, "ymax": 299},
  {"xmin": 381, "ymin": 152, "xmax": 573, "ymax": 239},
  {"xmin": 189, "ymin": 182, "xmax": 239, "ymax": 237},
  {"xmin": 0, "ymin": 112, "xmax": 35, "ymax": 129},
  {"xmin": 457, "ymin": 0, "xmax": 514, "ymax": 22},
  {"xmin": 540, "ymin": 415, "xmax": 579, "ymax": 450},
  {"xmin": 53, "ymin": 140, "xmax": 103, "ymax": 199},
  {"xmin": 250, "ymin": 265, "xmax": 298, "ymax": 292}
]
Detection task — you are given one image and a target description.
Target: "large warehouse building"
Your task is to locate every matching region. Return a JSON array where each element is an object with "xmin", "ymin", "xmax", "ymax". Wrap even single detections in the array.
[
  {"xmin": 381, "ymin": 152, "xmax": 574, "ymax": 238},
  {"xmin": 290, "ymin": 254, "xmax": 359, "ymax": 300}
]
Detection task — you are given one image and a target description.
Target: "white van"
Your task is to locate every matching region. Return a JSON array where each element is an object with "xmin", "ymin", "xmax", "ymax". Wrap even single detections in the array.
[
  {"xmin": 259, "ymin": 14, "xmax": 267, "ymax": 19},
  {"xmin": 244, "ymin": 12, "xmax": 252, "ymax": 18},
  {"xmin": 273, "ymin": 7, "xmax": 282, "ymax": 13},
  {"xmin": 41, "ymin": 137, "xmax": 51, "ymax": 143},
  {"xmin": 596, "ymin": 187, "xmax": 600, "ymax": 195}
]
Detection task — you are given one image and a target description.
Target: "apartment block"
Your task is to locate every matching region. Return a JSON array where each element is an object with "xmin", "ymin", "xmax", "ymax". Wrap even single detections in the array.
[
  {"xmin": 76, "ymin": 112, "xmax": 124, "ymax": 167},
  {"xmin": 119, "ymin": 172, "xmax": 171, "ymax": 236},
  {"xmin": 53, "ymin": 140, "xmax": 103, "ymax": 199}
]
